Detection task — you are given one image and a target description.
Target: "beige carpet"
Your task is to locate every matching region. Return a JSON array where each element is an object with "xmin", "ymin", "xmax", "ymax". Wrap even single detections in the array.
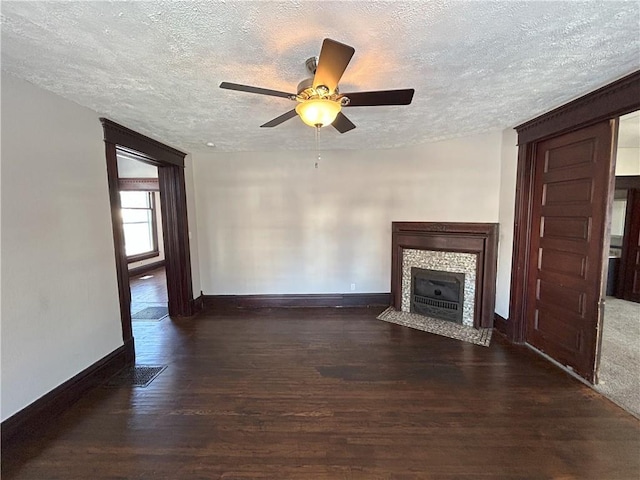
[
  {"xmin": 595, "ymin": 297, "xmax": 640, "ymax": 418},
  {"xmin": 377, "ymin": 307, "xmax": 492, "ymax": 347}
]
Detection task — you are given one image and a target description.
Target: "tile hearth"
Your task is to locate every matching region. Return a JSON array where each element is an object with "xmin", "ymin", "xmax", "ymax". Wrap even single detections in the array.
[{"xmin": 377, "ymin": 307, "xmax": 492, "ymax": 347}]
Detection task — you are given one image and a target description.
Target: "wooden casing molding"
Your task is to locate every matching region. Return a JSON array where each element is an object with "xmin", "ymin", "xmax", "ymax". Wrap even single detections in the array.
[
  {"xmin": 508, "ymin": 70, "xmax": 640, "ymax": 343},
  {"xmin": 493, "ymin": 313, "xmax": 511, "ymax": 339},
  {"xmin": 118, "ymin": 177, "xmax": 160, "ymax": 191},
  {"xmin": 101, "ymin": 118, "xmax": 195, "ymax": 350},
  {"xmin": 101, "ymin": 119, "xmax": 185, "ymax": 166},
  {"xmin": 516, "ymin": 71, "xmax": 640, "ymax": 145},
  {"xmin": 390, "ymin": 222, "xmax": 499, "ymax": 329}
]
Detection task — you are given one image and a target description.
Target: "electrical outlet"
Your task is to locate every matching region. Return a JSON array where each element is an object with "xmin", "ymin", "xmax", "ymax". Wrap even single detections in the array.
[{"xmin": 350, "ymin": 283, "xmax": 356, "ymax": 291}]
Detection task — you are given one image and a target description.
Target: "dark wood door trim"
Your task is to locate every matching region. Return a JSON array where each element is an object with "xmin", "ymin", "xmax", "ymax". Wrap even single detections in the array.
[
  {"xmin": 158, "ymin": 165, "xmax": 194, "ymax": 316},
  {"xmin": 101, "ymin": 119, "xmax": 185, "ymax": 167},
  {"xmin": 615, "ymin": 175, "xmax": 640, "ymax": 190},
  {"xmin": 104, "ymin": 141, "xmax": 133, "ymax": 345},
  {"xmin": 509, "ymin": 71, "xmax": 640, "ymax": 346},
  {"xmin": 617, "ymin": 188, "xmax": 640, "ymax": 302},
  {"xmin": 516, "ymin": 71, "xmax": 640, "ymax": 144},
  {"xmin": 101, "ymin": 118, "xmax": 194, "ymax": 347}
]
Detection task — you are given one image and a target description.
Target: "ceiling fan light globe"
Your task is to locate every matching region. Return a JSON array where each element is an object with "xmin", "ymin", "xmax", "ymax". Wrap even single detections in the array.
[{"xmin": 295, "ymin": 99, "xmax": 341, "ymax": 128}]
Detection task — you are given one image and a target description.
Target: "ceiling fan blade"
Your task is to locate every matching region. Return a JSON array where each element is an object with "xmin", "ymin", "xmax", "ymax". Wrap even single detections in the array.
[
  {"xmin": 313, "ymin": 39, "xmax": 355, "ymax": 94},
  {"xmin": 332, "ymin": 112, "xmax": 356, "ymax": 133},
  {"xmin": 220, "ymin": 82, "xmax": 294, "ymax": 99},
  {"xmin": 342, "ymin": 89, "xmax": 415, "ymax": 107},
  {"xmin": 260, "ymin": 109, "xmax": 298, "ymax": 128}
]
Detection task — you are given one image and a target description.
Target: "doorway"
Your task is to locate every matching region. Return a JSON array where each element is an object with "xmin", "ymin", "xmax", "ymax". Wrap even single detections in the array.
[
  {"xmin": 117, "ymin": 150, "xmax": 169, "ymax": 321},
  {"xmin": 508, "ymin": 71, "xmax": 640, "ymax": 383},
  {"xmin": 101, "ymin": 119, "xmax": 195, "ymax": 361},
  {"xmin": 596, "ymin": 110, "xmax": 640, "ymax": 415}
]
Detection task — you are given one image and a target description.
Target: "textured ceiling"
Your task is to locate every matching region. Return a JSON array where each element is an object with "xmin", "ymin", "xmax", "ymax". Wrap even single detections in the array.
[{"xmin": 1, "ymin": 1, "xmax": 639, "ymax": 153}]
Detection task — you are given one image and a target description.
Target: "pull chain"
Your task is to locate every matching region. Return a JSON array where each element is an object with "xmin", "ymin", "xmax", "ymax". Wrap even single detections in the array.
[{"xmin": 314, "ymin": 124, "xmax": 321, "ymax": 168}]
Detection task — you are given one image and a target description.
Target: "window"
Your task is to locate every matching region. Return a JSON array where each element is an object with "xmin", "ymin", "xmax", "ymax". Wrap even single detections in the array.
[{"xmin": 120, "ymin": 191, "xmax": 158, "ymax": 261}]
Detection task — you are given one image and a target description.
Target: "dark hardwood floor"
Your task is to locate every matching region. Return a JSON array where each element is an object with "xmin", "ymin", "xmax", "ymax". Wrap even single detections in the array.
[
  {"xmin": 3, "ymin": 306, "xmax": 639, "ymax": 479},
  {"xmin": 130, "ymin": 266, "xmax": 167, "ymax": 316}
]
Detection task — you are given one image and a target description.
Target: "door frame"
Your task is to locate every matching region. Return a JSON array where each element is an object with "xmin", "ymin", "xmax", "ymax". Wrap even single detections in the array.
[
  {"xmin": 101, "ymin": 119, "xmax": 195, "ymax": 356},
  {"xmin": 504, "ymin": 71, "xmax": 640, "ymax": 345},
  {"xmin": 617, "ymin": 184, "xmax": 640, "ymax": 301}
]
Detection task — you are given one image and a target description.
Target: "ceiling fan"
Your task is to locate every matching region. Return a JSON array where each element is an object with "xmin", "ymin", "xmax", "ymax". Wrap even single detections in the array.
[{"xmin": 220, "ymin": 38, "xmax": 415, "ymax": 133}]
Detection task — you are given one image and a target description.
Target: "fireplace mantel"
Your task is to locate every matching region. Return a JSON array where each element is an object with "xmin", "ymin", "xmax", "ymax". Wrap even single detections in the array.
[{"xmin": 391, "ymin": 222, "xmax": 499, "ymax": 328}]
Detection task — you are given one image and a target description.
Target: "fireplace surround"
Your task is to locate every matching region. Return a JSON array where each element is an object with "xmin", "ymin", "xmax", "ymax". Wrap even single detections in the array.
[{"xmin": 391, "ymin": 222, "xmax": 499, "ymax": 328}]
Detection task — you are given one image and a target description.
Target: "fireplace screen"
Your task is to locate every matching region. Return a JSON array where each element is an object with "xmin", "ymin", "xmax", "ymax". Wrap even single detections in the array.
[{"xmin": 410, "ymin": 267, "xmax": 465, "ymax": 324}]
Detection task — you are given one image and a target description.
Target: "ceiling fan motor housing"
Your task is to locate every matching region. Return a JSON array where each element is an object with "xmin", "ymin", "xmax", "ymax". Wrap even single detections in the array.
[
  {"xmin": 305, "ymin": 56, "xmax": 318, "ymax": 75},
  {"xmin": 296, "ymin": 77, "xmax": 341, "ymax": 102}
]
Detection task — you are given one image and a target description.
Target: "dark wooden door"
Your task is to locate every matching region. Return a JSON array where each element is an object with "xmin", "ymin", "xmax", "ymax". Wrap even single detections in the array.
[
  {"xmin": 525, "ymin": 121, "xmax": 615, "ymax": 382},
  {"xmin": 619, "ymin": 189, "xmax": 640, "ymax": 302}
]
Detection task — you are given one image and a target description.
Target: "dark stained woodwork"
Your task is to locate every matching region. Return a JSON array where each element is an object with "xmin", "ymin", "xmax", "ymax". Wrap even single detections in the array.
[
  {"xmin": 391, "ymin": 222, "xmax": 498, "ymax": 328},
  {"xmin": 104, "ymin": 141, "xmax": 134, "ymax": 344},
  {"xmin": 118, "ymin": 177, "xmax": 160, "ymax": 191},
  {"xmin": 525, "ymin": 121, "xmax": 615, "ymax": 382},
  {"xmin": 101, "ymin": 118, "xmax": 195, "ymax": 345},
  {"xmin": 493, "ymin": 312, "xmax": 510, "ymax": 338},
  {"xmin": 618, "ymin": 188, "xmax": 640, "ymax": 302},
  {"xmin": 190, "ymin": 293, "xmax": 205, "ymax": 315},
  {"xmin": 615, "ymin": 175, "xmax": 640, "ymax": 190},
  {"xmin": 100, "ymin": 119, "xmax": 186, "ymax": 167},
  {"xmin": 126, "ymin": 249, "xmax": 160, "ymax": 264},
  {"xmin": 2, "ymin": 307, "xmax": 638, "ymax": 479},
  {"xmin": 516, "ymin": 70, "xmax": 640, "ymax": 144},
  {"xmin": 158, "ymin": 165, "xmax": 194, "ymax": 317},
  {"xmin": 510, "ymin": 71, "xmax": 640, "ymax": 349},
  {"xmin": 1, "ymin": 340, "xmax": 133, "ymax": 445},
  {"xmin": 204, "ymin": 293, "xmax": 390, "ymax": 309}
]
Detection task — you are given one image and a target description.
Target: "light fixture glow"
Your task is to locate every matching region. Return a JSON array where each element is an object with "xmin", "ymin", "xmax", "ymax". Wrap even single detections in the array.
[{"xmin": 295, "ymin": 98, "xmax": 341, "ymax": 128}]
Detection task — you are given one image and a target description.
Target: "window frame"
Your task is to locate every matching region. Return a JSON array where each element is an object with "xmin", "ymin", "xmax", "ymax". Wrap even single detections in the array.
[{"xmin": 120, "ymin": 190, "xmax": 160, "ymax": 263}]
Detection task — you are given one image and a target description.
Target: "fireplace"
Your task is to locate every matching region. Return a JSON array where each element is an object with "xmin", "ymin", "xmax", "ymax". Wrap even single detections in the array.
[
  {"xmin": 410, "ymin": 268, "xmax": 465, "ymax": 324},
  {"xmin": 391, "ymin": 222, "xmax": 499, "ymax": 328}
]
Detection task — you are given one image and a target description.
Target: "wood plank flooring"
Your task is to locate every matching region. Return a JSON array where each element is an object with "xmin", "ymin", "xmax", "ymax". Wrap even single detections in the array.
[
  {"xmin": 3, "ymin": 306, "xmax": 639, "ymax": 479},
  {"xmin": 129, "ymin": 266, "xmax": 167, "ymax": 316}
]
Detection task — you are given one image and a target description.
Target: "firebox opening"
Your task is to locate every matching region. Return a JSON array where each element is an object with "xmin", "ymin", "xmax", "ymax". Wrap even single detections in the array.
[{"xmin": 410, "ymin": 267, "xmax": 465, "ymax": 324}]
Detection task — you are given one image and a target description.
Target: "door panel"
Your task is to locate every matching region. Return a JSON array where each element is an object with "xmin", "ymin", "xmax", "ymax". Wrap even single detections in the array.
[
  {"xmin": 619, "ymin": 189, "xmax": 640, "ymax": 302},
  {"xmin": 526, "ymin": 121, "xmax": 614, "ymax": 382}
]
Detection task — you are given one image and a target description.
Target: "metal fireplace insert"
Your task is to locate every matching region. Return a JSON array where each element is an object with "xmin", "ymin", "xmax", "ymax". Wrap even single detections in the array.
[{"xmin": 410, "ymin": 267, "xmax": 465, "ymax": 324}]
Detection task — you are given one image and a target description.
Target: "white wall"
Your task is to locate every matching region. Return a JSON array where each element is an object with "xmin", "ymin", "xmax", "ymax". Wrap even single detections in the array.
[
  {"xmin": 495, "ymin": 129, "xmax": 519, "ymax": 319},
  {"xmin": 615, "ymin": 148, "xmax": 640, "ymax": 176},
  {"xmin": 185, "ymin": 154, "xmax": 202, "ymax": 297},
  {"xmin": 193, "ymin": 131, "xmax": 504, "ymax": 295},
  {"xmin": 1, "ymin": 74, "xmax": 123, "ymax": 421}
]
